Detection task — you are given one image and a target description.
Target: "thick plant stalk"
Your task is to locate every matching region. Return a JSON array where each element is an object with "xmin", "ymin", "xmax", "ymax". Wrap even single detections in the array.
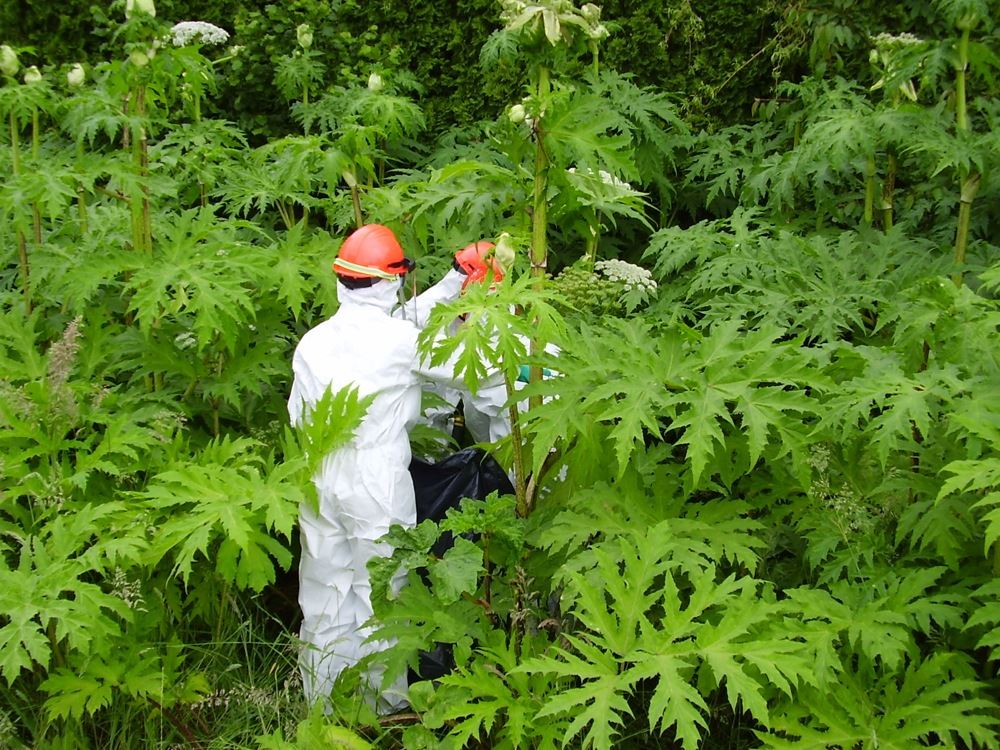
[
  {"xmin": 192, "ymin": 91, "xmax": 208, "ymax": 207},
  {"xmin": 10, "ymin": 112, "xmax": 31, "ymax": 312},
  {"xmin": 31, "ymin": 108, "xmax": 41, "ymax": 245},
  {"xmin": 126, "ymin": 89, "xmax": 145, "ymax": 253},
  {"xmin": 528, "ymin": 65, "xmax": 551, "ymax": 414},
  {"xmin": 529, "ymin": 66, "xmax": 551, "ymax": 288},
  {"xmin": 955, "ymin": 27, "xmax": 970, "ymax": 133},
  {"xmin": 584, "ymin": 221, "xmax": 600, "ymax": 268},
  {"xmin": 138, "ymin": 86, "xmax": 152, "ymax": 254},
  {"xmin": 863, "ymin": 155, "xmax": 876, "ymax": 226},
  {"xmin": 351, "ymin": 187, "xmax": 363, "ymax": 228},
  {"xmin": 881, "ymin": 151, "xmax": 896, "ymax": 231},
  {"xmin": 953, "ymin": 172, "xmax": 981, "ymax": 284},
  {"xmin": 77, "ymin": 188, "xmax": 88, "ymax": 233},
  {"xmin": 952, "ymin": 25, "xmax": 979, "ymax": 284},
  {"xmin": 76, "ymin": 141, "xmax": 89, "ymax": 234},
  {"xmin": 505, "ymin": 373, "xmax": 528, "ymax": 517}
]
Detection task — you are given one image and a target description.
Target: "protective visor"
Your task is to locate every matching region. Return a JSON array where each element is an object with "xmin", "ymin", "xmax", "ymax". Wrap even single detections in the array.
[{"xmin": 333, "ymin": 256, "xmax": 416, "ymax": 280}]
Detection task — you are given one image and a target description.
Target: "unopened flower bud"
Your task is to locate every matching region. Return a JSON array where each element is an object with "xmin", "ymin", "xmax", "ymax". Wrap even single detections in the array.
[
  {"xmin": 956, "ymin": 12, "xmax": 978, "ymax": 30},
  {"xmin": 588, "ymin": 23, "xmax": 609, "ymax": 40},
  {"xmin": 296, "ymin": 23, "xmax": 313, "ymax": 49},
  {"xmin": 342, "ymin": 170, "xmax": 357, "ymax": 187},
  {"xmin": 23, "ymin": 65, "xmax": 41, "ymax": 84},
  {"xmin": 580, "ymin": 3, "xmax": 601, "ymax": 22},
  {"xmin": 494, "ymin": 232, "xmax": 516, "ymax": 270},
  {"xmin": 367, "ymin": 72, "xmax": 383, "ymax": 91},
  {"xmin": 129, "ymin": 50, "xmax": 150, "ymax": 67},
  {"xmin": 67, "ymin": 63, "xmax": 85, "ymax": 87},
  {"xmin": 508, "ymin": 103, "xmax": 526, "ymax": 123},
  {"xmin": 0, "ymin": 44, "xmax": 18, "ymax": 77},
  {"xmin": 125, "ymin": 0, "xmax": 156, "ymax": 18},
  {"xmin": 868, "ymin": 48, "xmax": 879, "ymax": 64}
]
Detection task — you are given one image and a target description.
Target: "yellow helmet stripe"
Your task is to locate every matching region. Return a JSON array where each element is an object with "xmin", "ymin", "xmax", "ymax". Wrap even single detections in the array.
[{"xmin": 333, "ymin": 257, "xmax": 399, "ymax": 281}]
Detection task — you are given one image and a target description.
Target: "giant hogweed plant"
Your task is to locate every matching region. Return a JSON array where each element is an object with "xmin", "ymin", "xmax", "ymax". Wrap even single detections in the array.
[
  {"xmin": 0, "ymin": 304, "xmax": 369, "ymax": 744},
  {"xmin": 355, "ymin": 280, "xmax": 1000, "ymax": 747},
  {"xmin": 683, "ymin": 2, "xmax": 999, "ymax": 272},
  {"xmin": 0, "ymin": 9, "xmax": 364, "ymax": 749},
  {"xmin": 3, "ymin": 1, "xmax": 1000, "ymax": 749}
]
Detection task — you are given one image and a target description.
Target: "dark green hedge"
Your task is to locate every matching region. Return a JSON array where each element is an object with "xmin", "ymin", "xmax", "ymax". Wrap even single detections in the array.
[{"xmin": 3, "ymin": 0, "xmax": 912, "ymax": 136}]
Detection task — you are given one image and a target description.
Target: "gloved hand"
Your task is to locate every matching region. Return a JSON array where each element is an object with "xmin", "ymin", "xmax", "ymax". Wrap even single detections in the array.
[
  {"xmin": 494, "ymin": 232, "xmax": 516, "ymax": 272},
  {"xmin": 454, "ymin": 241, "xmax": 503, "ymax": 289}
]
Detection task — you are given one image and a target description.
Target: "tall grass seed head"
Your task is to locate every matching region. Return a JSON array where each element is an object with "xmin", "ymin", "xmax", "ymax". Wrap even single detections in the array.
[{"xmin": 0, "ymin": 44, "xmax": 18, "ymax": 77}]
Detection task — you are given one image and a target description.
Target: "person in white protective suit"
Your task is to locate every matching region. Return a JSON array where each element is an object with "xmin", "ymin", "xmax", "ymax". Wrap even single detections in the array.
[
  {"xmin": 287, "ymin": 224, "xmax": 483, "ymax": 710},
  {"xmin": 437, "ymin": 240, "xmax": 559, "ymax": 446},
  {"xmin": 411, "ymin": 241, "xmax": 508, "ymax": 446}
]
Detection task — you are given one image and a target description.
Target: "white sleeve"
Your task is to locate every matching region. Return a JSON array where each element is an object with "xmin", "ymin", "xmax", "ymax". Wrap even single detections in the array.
[
  {"xmin": 287, "ymin": 350, "xmax": 319, "ymax": 427},
  {"xmin": 393, "ymin": 268, "xmax": 465, "ymax": 329},
  {"xmin": 412, "ymin": 334, "xmax": 506, "ymax": 401}
]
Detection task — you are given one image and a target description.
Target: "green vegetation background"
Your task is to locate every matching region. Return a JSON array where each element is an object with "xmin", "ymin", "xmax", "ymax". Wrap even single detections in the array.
[{"xmin": 4, "ymin": 0, "xmax": 913, "ymax": 135}]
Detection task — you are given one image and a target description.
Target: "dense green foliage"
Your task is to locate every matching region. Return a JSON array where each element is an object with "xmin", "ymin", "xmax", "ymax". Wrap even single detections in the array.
[
  {"xmin": 2, "ymin": 0, "xmax": 1000, "ymax": 748},
  {"xmin": 5, "ymin": 0, "xmax": 917, "ymax": 136}
]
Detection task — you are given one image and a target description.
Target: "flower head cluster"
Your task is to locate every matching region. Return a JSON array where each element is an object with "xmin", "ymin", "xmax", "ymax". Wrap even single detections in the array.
[
  {"xmin": 567, "ymin": 166, "xmax": 632, "ymax": 191},
  {"xmin": 595, "ymin": 259, "xmax": 656, "ymax": 293},
  {"xmin": 170, "ymin": 21, "xmax": 230, "ymax": 47},
  {"xmin": 872, "ymin": 31, "xmax": 923, "ymax": 48}
]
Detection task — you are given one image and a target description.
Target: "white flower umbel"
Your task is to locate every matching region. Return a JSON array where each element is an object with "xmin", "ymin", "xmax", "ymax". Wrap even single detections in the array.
[
  {"xmin": 567, "ymin": 165, "xmax": 632, "ymax": 191},
  {"xmin": 594, "ymin": 259, "xmax": 657, "ymax": 293},
  {"xmin": 22, "ymin": 65, "xmax": 41, "ymax": 84},
  {"xmin": 872, "ymin": 31, "xmax": 924, "ymax": 48},
  {"xmin": 170, "ymin": 21, "xmax": 230, "ymax": 47}
]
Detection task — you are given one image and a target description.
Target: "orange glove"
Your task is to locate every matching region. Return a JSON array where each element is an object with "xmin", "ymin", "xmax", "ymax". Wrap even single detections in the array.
[{"xmin": 453, "ymin": 241, "xmax": 503, "ymax": 289}]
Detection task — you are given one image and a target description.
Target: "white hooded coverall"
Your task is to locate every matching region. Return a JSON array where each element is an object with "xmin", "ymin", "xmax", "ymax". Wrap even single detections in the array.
[{"xmin": 288, "ymin": 270, "xmax": 465, "ymax": 708}]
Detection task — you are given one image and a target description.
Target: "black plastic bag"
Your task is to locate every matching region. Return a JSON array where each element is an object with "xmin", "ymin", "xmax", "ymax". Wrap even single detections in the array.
[
  {"xmin": 410, "ymin": 446, "xmax": 514, "ymax": 525},
  {"xmin": 407, "ymin": 447, "xmax": 513, "ymax": 681}
]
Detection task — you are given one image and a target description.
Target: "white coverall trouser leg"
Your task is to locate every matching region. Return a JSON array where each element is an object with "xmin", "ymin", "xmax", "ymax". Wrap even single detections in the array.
[{"xmin": 298, "ymin": 444, "xmax": 413, "ymax": 710}]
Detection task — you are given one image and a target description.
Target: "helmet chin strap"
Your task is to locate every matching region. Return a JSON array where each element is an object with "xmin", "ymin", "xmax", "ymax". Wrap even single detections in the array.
[
  {"xmin": 396, "ymin": 274, "xmax": 418, "ymax": 321},
  {"xmin": 396, "ymin": 280, "xmax": 407, "ymax": 316}
]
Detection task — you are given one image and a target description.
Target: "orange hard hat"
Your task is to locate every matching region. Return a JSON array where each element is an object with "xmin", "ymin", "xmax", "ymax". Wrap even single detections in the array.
[
  {"xmin": 454, "ymin": 241, "xmax": 502, "ymax": 289},
  {"xmin": 333, "ymin": 224, "xmax": 415, "ymax": 280}
]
